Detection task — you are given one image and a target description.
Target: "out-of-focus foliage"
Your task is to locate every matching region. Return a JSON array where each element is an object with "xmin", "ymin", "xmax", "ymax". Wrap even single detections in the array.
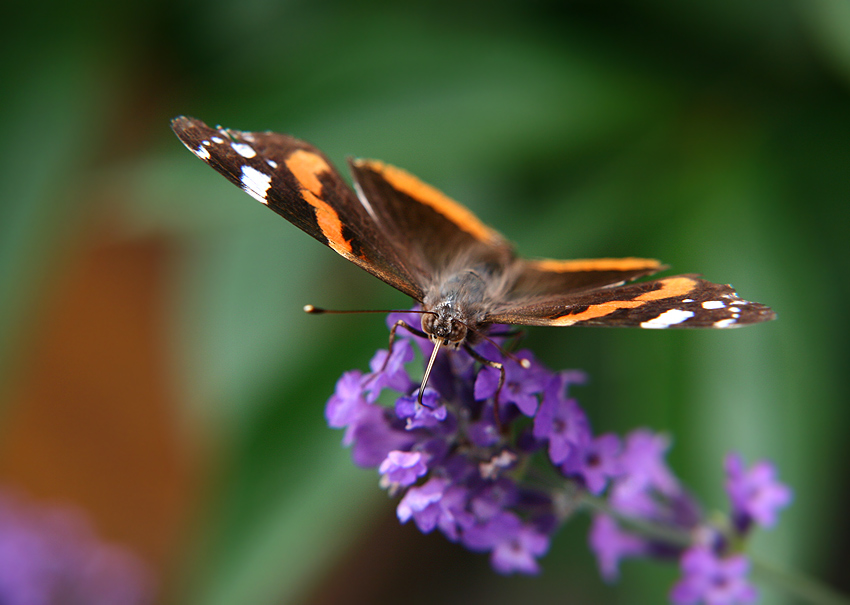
[{"xmin": 1, "ymin": 1, "xmax": 849, "ymax": 603}]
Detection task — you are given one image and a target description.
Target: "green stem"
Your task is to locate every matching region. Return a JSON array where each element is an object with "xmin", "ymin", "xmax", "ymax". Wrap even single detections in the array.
[{"xmin": 751, "ymin": 558, "xmax": 850, "ymax": 605}]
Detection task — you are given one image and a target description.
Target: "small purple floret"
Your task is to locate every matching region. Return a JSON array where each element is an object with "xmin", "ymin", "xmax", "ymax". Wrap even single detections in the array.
[
  {"xmin": 533, "ymin": 375, "xmax": 591, "ymax": 465},
  {"xmin": 325, "ymin": 371, "xmax": 368, "ymax": 435},
  {"xmin": 617, "ymin": 429, "xmax": 680, "ymax": 496},
  {"xmin": 474, "ymin": 351, "xmax": 547, "ymax": 416},
  {"xmin": 462, "ymin": 511, "xmax": 550, "ymax": 575},
  {"xmin": 366, "ymin": 339, "xmax": 415, "ymax": 401},
  {"xmin": 724, "ymin": 452, "xmax": 792, "ymax": 532},
  {"xmin": 395, "ymin": 389, "xmax": 448, "ymax": 429},
  {"xmin": 562, "ymin": 433, "xmax": 622, "ymax": 495},
  {"xmin": 379, "ymin": 450, "xmax": 429, "ymax": 487},
  {"xmin": 589, "ymin": 514, "xmax": 647, "ymax": 581},
  {"xmin": 670, "ymin": 547, "xmax": 757, "ymax": 605}
]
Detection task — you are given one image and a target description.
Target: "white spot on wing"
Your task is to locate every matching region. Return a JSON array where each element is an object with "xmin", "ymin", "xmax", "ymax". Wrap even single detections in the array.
[
  {"xmin": 195, "ymin": 145, "xmax": 211, "ymax": 160},
  {"xmin": 232, "ymin": 142, "xmax": 257, "ymax": 158},
  {"xmin": 702, "ymin": 300, "xmax": 725, "ymax": 310},
  {"xmin": 266, "ymin": 159, "xmax": 278, "ymax": 169},
  {"xmin": 714, "ymin": 318, "xmax": 737, "ymax": 328},
  {"xmin": 240, "ymin": 165, "xmax": 272, "ymax": 205},
  {"xmin": 641, "ymin": 309, "xmax": 695, "ymax": 329},
  {"xmin": 211, "ymin": 136, "xmax": 224, "ymax": 144},
  {"xmin": 682, "ymin": 298, "xmax": 694, "ymax": 303}
]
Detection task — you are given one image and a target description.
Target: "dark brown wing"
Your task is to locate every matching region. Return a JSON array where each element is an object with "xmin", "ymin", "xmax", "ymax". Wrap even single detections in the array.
[
  {"xmin": 508, "ymin": 257, "xmax": 667, "ymax": 298},
  {"xmin": 489, "ymin": 274, "xmax": 776, "ymax": 329},
  {"xmin": 171, "ymin": 116, "xmax": 425, "ymax": 300},
  {"xmin": 348, "ymin": 159, "xmax": 515, "ymax": 278}
]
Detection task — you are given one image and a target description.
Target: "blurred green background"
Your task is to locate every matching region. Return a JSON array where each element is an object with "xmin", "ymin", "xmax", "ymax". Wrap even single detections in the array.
[{"xmin": 2, "ymin": 1, "xmax": 849, "ymax": 603}]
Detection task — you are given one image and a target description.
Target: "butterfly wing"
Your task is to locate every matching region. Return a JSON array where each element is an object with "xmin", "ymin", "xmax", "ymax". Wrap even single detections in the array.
[
  {"xmin": 348, "ymin": 159, "xmax": 515, "ymax": 278},
  {"xmin": 489, "ymin": 273, "xmax": 776, "ymax": 328},
  {"xmin": 507, "ymin": 257, "xmax": 668, "ymax": 298},
  {"xmin": 171, "ymin": 117, "xmax": 425, "ymax": 300}
]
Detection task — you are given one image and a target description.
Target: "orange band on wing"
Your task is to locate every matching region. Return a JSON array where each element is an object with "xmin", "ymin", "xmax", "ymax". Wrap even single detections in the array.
[
  {"xmin": 286, "ymin": 149, "xmax": 331, "ymax": 196},
  {"xmin": 286, "ymin": 150, "xmax": 353, "ymax": 256},
  {"xmin": 634, "ymin": 276, "xmax": 695, "ymax": 302},
  {"xmin": 303, "ymin": 190, "xmax": 353, "ymax": 256},
  {"xmin": 550, "ymin": 276, "xmax": 698, "ymax": 325},
  {"xmin": 360, "ymin": 160, "xmax": 499, "ymax": 244},
  {"xmin": 530, "ymin": 257, "xmax": 663, "ymax": 272}
]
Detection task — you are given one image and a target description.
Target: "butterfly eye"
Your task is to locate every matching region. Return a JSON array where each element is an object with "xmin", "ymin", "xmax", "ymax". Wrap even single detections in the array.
[
  {"xmin": 446, "ymin": 321, "xmax": 468, "ymax": 347},
  {"xmin": 421, "ymin": 312, "xmax": 467, "ymax": 347}
]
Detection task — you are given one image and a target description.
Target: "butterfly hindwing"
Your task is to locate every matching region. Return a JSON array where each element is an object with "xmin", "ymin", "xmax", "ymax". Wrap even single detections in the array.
[
  {"xmin": 489, "ymin": 274, "xmax": 776, "ymax": 329},
  {"xmin": 171, "ymin": 116, "xmax": 424, "ymax": 300},
  {"xmin": 507, "ymin": 257, "xmax": 668, "ymax": 300}
]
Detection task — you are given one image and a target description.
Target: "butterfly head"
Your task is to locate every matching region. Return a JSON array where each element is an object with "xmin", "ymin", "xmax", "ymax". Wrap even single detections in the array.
[{"xmin": 421, "ymin": 302, "xmax": 469, "ymax": 349}]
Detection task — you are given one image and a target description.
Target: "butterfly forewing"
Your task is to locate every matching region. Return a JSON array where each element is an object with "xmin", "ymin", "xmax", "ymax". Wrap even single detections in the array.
[{"xmin": 171, "ymin": 116, "xmax": 424, "ymax": 300}]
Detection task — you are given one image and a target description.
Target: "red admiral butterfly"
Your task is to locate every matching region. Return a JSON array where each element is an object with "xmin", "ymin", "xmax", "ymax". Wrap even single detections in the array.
[{"xmin": 171, "ymin": 116, "xmax": 775, "ymax": 357}]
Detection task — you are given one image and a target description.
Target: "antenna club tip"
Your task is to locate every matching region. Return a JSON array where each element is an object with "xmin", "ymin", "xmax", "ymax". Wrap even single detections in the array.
[
  {"xmin": 519, "ymin": 359, "xmax": 532, "ymax": 369},
  {"xmin": 303, "ymin": 304, "xmax": 321, "ymax": 314}
]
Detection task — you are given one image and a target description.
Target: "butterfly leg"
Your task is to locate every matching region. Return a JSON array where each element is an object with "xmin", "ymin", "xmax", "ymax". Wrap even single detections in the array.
[
  {"xmin": 387, "ymin": 319, "xmax": 428, "ymax": 351},
  {"xmin": 463, "ymin": 344, "xmax": 506, "ymax": 432},
  {"xmin": 369, "ymin": 320, "xmax": 436, "ymax": 409}
]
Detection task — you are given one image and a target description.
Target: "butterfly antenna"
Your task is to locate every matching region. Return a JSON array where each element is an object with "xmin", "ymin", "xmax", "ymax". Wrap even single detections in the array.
[
  {"xmin": 417, "ymin": 340, "xmax": 442, "ymax": 407},
  {"xmin": 304, "ymin": 305, "xmax": 432, "ymax": 315}
]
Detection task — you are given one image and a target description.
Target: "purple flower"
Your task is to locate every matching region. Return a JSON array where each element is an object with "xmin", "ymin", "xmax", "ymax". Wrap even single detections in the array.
[
  {"xmin": 347, "ymin": 405, "xmax": 417, "ymax": 467},
  {"xmin": 467, "ymin": 405, "xmax": 501, "ymax": 447},
  {"xmin": 462, "ymin": 511, "xmax": 550, "ymax": 575},
  {"xmin": 379, "ymin": 450, "xmax": 429, "ymax": 487},
  {"xmin": 395, "ymin": 389, "xmax": 448, "ymax": 429},
  {"xmin": 670, "ymin": 547, "xmax": 757, "ymax": 605},
  {"xmin": 0, "ymin": 490, "xmax": 154, "ymax": 604},
  {"xmin": 724, "ymin": 453, "xmax": 792, "ymax": 532},
  {"xmin": 366, "ymin": 339, "xmax": 415, "ymax": 401},
  {"xmin": 325, "ymin": 308, "xmax": 791, "ymax": 585},
  {"xmin": 589, "ymin": 514, "xmax": 647, "ymax": 581},
  {"xmin": 325, "ymin": 371, "xmax": 369, "ymax": 437},
  {"xmin": 474, "ymin": 350, "xmax": 547, "ymax": 416},
  {"xmin": 469, "ymin": 478, "xmax": 519, "ymax": 521},
  {"xmin": 562, "ymin": 433, "xmax": 622, "ymax": 495},
  {"xmin": 533, "ymin": 375, "xmax": 591, "ymax": 464},
  {"xmin": 397, "ymin": 477, "xmax": 448, "ymax": 530},
  {"xmin": 617, "ymin": 429, "xmax": 680, "ymax": 497},
  {"xmin": 606, "ymin": 430, "xmax": 702, "ymax": 532},
  {"xmin": 397, "ymin": 478, "xmax": 474, "ymax": 539}
]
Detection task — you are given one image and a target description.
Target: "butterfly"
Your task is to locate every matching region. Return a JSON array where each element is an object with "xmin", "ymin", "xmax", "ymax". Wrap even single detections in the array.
[{"xmin": 171, "ymin": 116, "xmax": 775, "ymax": 363}]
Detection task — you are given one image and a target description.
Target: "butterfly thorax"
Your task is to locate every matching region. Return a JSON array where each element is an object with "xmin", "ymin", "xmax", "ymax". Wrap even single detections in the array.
[{"xmin": 421, "ymin": 265, "xmax": 503, "ymax": 347}]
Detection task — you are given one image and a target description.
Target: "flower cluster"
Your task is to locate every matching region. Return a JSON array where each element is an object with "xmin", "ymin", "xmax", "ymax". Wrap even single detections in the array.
[
  {"xmin": 326, "ymin": 311, "xmax": 792, "ymax": 602},
  {"xmin": 0, "ymin": 489, "xmax": 154, "ymax": 604}
]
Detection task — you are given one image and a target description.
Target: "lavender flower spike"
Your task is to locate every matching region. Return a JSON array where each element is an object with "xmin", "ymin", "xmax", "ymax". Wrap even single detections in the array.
[{"xmin": 324, "ymin": 308, "xmax": 803, "ymax": 597}]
